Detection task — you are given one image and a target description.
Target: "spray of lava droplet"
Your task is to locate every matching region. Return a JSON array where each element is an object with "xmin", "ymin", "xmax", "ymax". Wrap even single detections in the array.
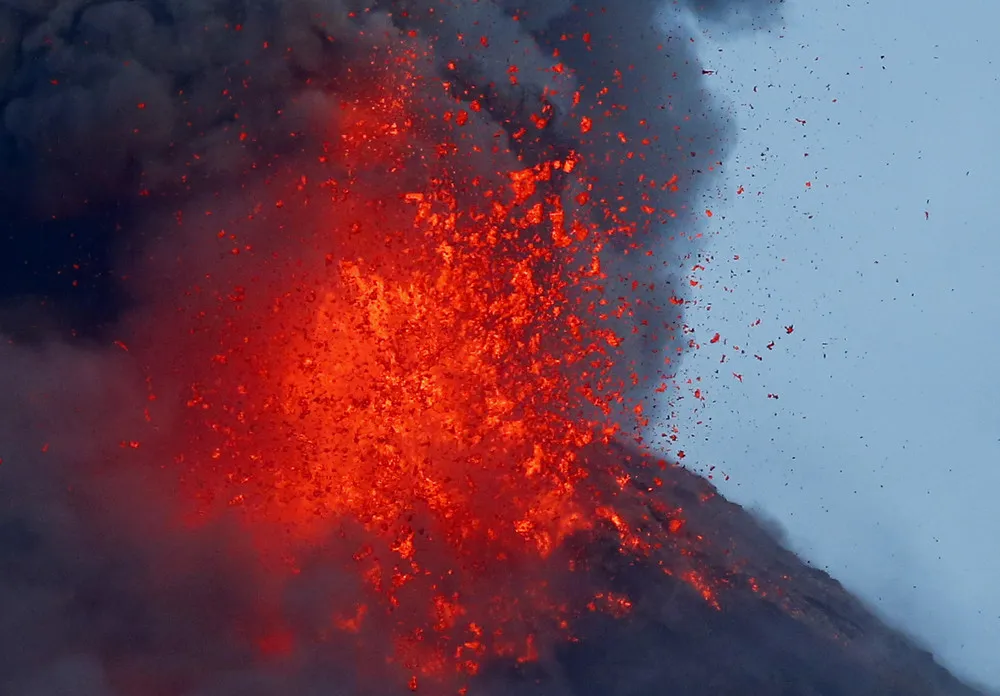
[{"xmin": 134, "ymin": 36, "xmax": 724, "ymax": 691}]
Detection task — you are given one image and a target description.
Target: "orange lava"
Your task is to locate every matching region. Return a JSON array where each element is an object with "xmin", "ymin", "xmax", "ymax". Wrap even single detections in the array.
[{"xmin": 141, "ymin": 39, "xmax": 724, "ymax": 691}]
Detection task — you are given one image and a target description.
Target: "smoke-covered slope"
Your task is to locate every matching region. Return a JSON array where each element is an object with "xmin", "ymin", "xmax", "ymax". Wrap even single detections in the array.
[
  {"xmin": 0, "ymin": 417, "xmax": 982, "ymax": 695},
  {"xmin": 537, "ymin": 440, "xmax": 986, "ymax": 696}
]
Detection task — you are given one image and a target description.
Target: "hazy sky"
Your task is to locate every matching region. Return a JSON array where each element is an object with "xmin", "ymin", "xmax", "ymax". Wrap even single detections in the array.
[{"xmin": 661, "ymin": 0, "xmax": 999, "ymax": 690}]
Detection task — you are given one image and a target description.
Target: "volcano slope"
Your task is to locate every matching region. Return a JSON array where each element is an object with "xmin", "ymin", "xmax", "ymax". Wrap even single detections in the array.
[
  {"xmin": 505, "ymin": 440, "xmax": 987, "ymax": 696},
  {"xmin": 0, "ymin": 431, "xmax": 985, "ymax": 696}
]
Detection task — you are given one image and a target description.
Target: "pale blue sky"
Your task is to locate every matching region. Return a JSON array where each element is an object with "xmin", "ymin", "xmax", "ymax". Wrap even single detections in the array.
[{"xmin": 660, "ymin": 1, "xmax": 999, "ymax": 690}]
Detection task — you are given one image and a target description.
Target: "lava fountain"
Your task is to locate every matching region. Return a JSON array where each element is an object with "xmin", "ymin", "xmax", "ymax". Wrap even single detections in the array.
[{"xmin": 122, "ymin": 25, "xmax": 726, "ymax": 690}]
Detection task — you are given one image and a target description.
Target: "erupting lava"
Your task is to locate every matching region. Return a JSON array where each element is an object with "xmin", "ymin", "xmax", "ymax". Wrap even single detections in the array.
[
  {"xmin": 143, "ymin": 37, "xmax": 715, "ymax": 689},
  {"xmin": 5, "ymin": 2, "xmax": 990, "ymax": 695}
]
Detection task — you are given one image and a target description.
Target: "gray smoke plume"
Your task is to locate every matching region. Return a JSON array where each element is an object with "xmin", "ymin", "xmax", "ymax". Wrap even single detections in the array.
[
  {"xmin": 0, "ymin": 0, "xmax": 770, "ymax": 343},
  {"xmin": 10, "ymin": 2, "xmax": 984, "ymax": 696}
]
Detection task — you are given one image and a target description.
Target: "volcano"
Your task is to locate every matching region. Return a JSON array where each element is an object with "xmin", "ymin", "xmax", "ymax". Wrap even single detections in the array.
[{"xmin": 0, "ymin": 0, "xmax": 989, "ymax": 694}]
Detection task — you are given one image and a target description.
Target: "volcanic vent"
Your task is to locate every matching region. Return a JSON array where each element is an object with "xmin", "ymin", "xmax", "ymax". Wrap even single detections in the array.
[{"xmin": 0, "ymin": 1, "xmax": 986, "ymax": 695}]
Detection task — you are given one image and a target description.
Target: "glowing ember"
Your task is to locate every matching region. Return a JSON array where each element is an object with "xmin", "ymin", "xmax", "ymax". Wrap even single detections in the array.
[{"xmin": 143, "ymin": 34, "xmax": 726, "ymax": 691}]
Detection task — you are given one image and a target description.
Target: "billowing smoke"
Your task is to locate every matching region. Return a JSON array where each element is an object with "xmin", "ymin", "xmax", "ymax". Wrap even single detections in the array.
[
  {"xmin": 0, "ymin": 0, "xmax": 763, "ymax": 353},
  {"xmin": 4, "ymin": 1, "xmax": 982, "ymax": 695}
]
